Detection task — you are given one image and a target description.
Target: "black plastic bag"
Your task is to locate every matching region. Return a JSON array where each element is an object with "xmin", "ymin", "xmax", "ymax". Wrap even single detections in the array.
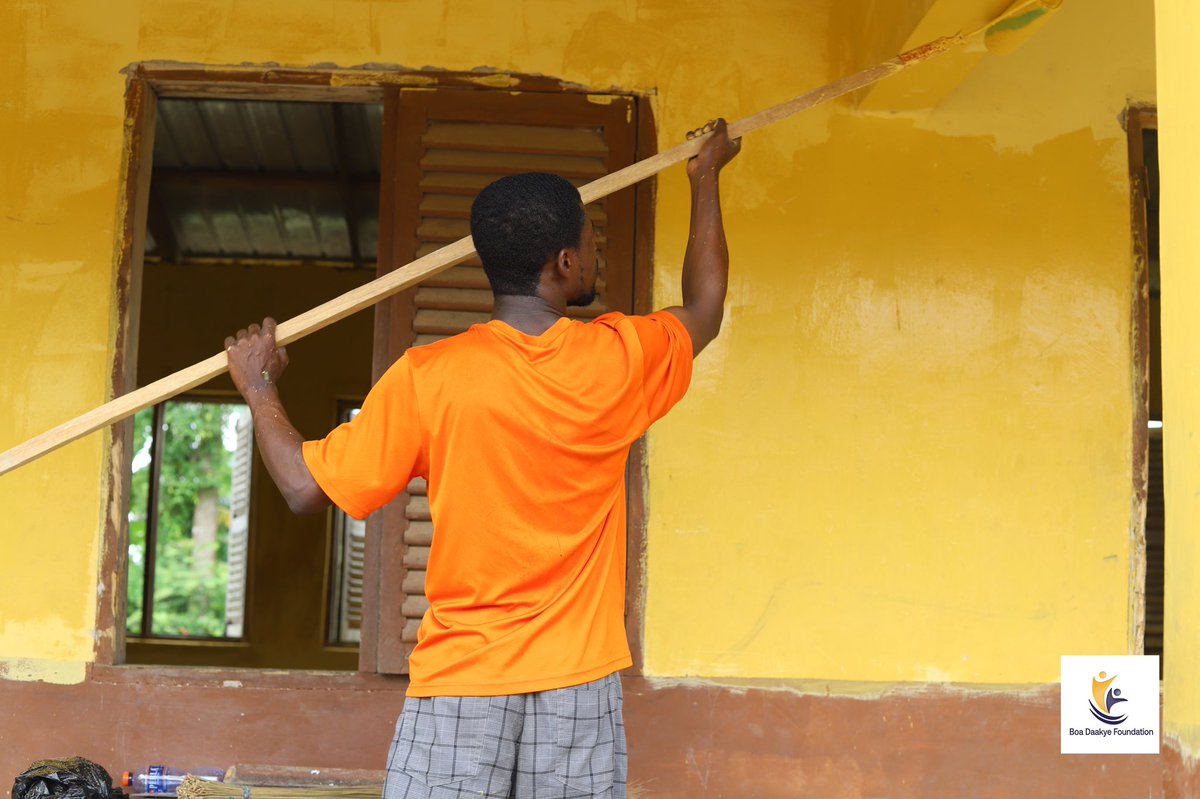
[{"xmin": 12, "ymin": 758, "xmax": 126, "ymax": 799}]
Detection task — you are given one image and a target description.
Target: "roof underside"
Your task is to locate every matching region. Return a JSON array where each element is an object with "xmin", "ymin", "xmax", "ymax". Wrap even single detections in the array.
[{"xmin": 145, "ymin": 98, "xmax": 383, "ymax": 269}]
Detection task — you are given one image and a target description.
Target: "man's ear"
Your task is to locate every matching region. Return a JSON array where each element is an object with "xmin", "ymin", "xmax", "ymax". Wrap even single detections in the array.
[{"xmin": 554, "ymin": 247, "xmax": 575, "ymax": 277}]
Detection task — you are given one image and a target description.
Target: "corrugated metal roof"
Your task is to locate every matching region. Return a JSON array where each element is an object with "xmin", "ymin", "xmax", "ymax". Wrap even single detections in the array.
[{"xmin": 145, "ymin": 98, "xmax": 382, "ymax": 268}]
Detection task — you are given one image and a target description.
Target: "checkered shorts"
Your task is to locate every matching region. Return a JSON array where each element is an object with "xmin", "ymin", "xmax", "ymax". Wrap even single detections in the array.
[{"xmin": 383, "ymin": 672, "xmax": 627, "ymax": 799}]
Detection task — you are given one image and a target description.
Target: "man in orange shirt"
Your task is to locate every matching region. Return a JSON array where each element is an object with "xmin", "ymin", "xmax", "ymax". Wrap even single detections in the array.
[{"xmin": 225, "ymin": 119, "xmax": 740, "ymax": 799}]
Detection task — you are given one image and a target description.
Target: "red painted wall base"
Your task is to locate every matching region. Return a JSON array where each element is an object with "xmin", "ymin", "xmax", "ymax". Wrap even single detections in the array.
[{"xmin": 0, "ymin": 669, "xmax": 1165, "ymax": 798}]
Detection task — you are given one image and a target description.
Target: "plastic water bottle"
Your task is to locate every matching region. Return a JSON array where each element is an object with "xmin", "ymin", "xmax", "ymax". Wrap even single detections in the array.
[{"xmin": 121, "ymin": 766, "xmax": 225, "ymax": 794}]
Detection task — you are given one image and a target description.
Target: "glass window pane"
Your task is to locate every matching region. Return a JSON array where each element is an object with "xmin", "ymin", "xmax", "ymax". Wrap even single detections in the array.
[
  {"xmin": 126, "ymin": 407, "xmax": 155, "ymax": 636},
  {"xmin": 150, "ymin": 400, "xmax": 251, "ymax": 638},
  {"xmin": 328, "ymin": 406, "xmax": 363, "ymax": 645}
]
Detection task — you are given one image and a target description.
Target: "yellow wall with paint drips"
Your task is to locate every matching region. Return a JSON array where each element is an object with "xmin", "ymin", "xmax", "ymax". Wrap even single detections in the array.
[{"xmin": 0, "ymin": 0, "xmax": 1161, "ymax": 687}]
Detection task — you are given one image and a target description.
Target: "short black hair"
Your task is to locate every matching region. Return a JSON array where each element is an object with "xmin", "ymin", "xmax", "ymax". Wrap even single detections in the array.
[{"xmin": 469, "ymin": 173, "xmax": 585, "ymax": 296}]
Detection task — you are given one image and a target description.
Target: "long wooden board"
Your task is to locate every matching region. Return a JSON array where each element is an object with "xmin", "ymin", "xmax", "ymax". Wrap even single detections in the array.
[{"xmin": 0, "ymin": 2, "xmax": 1060, "ymax": 476}]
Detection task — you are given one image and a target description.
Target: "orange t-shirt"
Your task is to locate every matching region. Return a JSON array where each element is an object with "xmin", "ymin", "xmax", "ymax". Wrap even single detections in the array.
[{"xmin": 302, "ymin": 311, "xmax": 693, "ymax": 696}]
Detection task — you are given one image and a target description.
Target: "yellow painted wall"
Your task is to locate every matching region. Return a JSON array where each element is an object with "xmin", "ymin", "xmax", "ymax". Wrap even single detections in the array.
[
  {"xmin": 0, "ymin": 0, "xmax": 1157, "ymax": 686},
  {"xmin": 646, "ymin": 0, "xmax": 1157, "ymax": 683},
  {"xmin": 1155, "ymin": 0, "xmax": 1200, "ymax": 760}
]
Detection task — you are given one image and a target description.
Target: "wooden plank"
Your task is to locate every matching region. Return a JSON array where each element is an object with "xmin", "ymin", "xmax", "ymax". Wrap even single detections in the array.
[
  {"xmin": 415, "ymin": 245, "xmax": 482, "ymax": 264},
  {"xmin": 226, "ymin": 765, "xmax": 386, "ymax": 787},
  {"xmin": 0, "ymin": 241, "xmax": 478, "ymax": 477},
  {"xmin": 6, "ymin": 31, "xmax": 980, "ymax": 473}
]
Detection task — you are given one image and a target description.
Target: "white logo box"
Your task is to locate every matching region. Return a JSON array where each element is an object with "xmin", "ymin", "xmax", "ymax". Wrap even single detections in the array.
[{"xmin": 1061, "ymin": 655, "xmax": 1160, "ymax": 754}]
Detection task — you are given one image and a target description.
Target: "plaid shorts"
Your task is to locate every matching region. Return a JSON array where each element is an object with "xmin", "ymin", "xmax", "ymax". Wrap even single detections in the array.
[{"xmin": 383, "ymin": 672, "xmax": 627, "ymax": 799}]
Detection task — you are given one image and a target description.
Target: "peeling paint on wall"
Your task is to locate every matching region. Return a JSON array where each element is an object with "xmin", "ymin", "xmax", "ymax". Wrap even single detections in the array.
[
  {"xmin": 0, "ymin": 0, "xmax": 1160, "ymax": 690},
  {"xmin": 0, "ymin": 657, "xmax": 87, "ymax": 685}
]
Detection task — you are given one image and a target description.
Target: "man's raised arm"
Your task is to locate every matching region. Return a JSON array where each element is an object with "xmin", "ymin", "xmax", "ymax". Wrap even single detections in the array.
[
  {"xmin": 225, "ymin": 317, "xmax": 330, "ymax": 515},
  {"xmin": 663, "ymin": 117, "xmax": 742, "ymax": 357}
]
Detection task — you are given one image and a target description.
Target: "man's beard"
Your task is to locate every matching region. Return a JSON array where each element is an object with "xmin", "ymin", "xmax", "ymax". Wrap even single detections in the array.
[{"xmin": 567, "ymin": 288, "xmax": 597, "ymax": 308}]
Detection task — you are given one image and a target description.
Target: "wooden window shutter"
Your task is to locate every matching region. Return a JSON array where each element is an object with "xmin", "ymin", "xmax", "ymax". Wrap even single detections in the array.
[
  {"xmin": 223, "ymin": 409, "xmax": 253, "ymax": 638},
  {"xmin": 1145, "ymin": 430, "xmax": 1164, "ymax": 658},
  {"xmin": 363, "ymin": 88, "xmax": 639, "ymax": 674}
]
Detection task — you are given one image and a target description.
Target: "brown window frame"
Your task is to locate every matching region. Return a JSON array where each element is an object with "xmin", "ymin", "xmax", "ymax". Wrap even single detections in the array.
[
  {"xmin": 1126, "ymin": 104, "xmax": 1159, "ymax": 661},
  {"xmin": 96, "ymin": 64, "xmax": 658, "ymax": 687}
]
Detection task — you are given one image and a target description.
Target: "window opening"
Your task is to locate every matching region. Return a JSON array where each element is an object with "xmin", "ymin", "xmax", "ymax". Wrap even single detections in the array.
[
  {"xmin": 110, "ymin": 76, "xmax": 650, "ymax": 675},
  {"xmin": 125, "ymin": 95, "xmax": 382, "ymax": 669},
  {"xmin": 1141, "ymin": 124, "xmax": 1164, "ymax": 667},
  {"xmin": 1128, "ymin": 108, "xmax": 1162, "ymax": 671}
]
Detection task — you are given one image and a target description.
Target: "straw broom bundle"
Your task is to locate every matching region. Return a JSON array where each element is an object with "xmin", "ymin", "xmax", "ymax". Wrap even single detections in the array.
[{"xmin": 176, "ymin": 776, "xmax": 383, "ymax": 799}]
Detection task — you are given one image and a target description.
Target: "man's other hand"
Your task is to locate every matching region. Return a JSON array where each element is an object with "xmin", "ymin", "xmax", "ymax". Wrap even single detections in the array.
[
  {"xmin": 686, "ymin": 118, "xmax": 742, "ymax": 182},
  {"xmin": 225, "ymin": 317, "xmax": 289, "ymax": 398}
]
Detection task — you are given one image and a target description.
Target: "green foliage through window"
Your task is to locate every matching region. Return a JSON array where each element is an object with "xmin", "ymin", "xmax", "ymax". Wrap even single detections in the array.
[{"xmin": 126, "ymin": 400, "xmax": 252, "ymax": 639}]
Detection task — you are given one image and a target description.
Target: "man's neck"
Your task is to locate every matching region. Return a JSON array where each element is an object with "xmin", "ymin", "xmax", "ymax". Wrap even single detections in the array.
[{"xmin": 492, "ymin": 294, "xmax": 567, "ymax": 336}]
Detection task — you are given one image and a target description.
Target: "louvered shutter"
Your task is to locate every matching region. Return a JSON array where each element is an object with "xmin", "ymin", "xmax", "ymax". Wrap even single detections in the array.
[
  {"xmin": 327, "ymin": 407, "xmax": 368, "ymax": 645},
  {"xmin": 365, "ymin": 88, "xmax": 639, "ymax": 673},
  {"xmin": 1145, "ymin": 430, "xmax": 1164, "ymax": 659},
  {"xmin": 224, "ymin": 408, "xmax": 253, "ymax": 638},
  {"xmin": 333, "ymin": 509, "xmax": 367, "ymax": 643}
]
